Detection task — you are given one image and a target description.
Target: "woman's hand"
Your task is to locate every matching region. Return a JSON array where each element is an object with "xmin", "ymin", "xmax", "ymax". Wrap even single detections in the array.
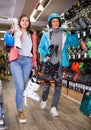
[{"xmin": 8, "ymin": 29, "xmax": 15, "ymax": 37}]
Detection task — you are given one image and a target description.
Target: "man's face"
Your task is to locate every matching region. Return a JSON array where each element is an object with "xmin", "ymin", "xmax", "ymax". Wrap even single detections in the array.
[{"xmin": 51, "ymin": 18, "xmax": 60, "ymax": 29}]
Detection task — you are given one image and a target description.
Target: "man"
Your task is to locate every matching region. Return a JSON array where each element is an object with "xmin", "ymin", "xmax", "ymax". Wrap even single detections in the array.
[{"xmin": 38, "ymin": 13, "xmax": 78, "ymax": 116}]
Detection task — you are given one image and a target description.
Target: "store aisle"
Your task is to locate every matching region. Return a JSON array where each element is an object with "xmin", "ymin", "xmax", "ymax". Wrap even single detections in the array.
[{"xmin": 2, "ymin": 76, "xmax": 91, "ymax": 130}]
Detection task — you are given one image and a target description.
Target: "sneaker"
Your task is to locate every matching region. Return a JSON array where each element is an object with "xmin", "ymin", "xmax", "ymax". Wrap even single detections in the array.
[
  {"xmin": 40, "ymin": 100, "xmax": 47, "ymax": 109},
  {"xmin": 50, "ymin": 107, "xmax": 59, "ymax": 117},
  {"xmin": 18, "ymin": 111, "xmax": 27, "ymax": 124}
]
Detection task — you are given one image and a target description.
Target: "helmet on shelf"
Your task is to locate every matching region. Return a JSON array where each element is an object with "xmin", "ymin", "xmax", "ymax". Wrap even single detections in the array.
[
  {"xmin": 4, "ymin": 31, "xmax": 15, "ymax": 47},
  {"xmin": 48, "ymin": 13, "xmax": 61, "ymax": 27}
]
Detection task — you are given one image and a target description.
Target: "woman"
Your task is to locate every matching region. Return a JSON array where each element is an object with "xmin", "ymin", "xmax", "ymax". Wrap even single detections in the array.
[
  {"xmin": 38, "ymin": 13, "xmax": 78, "ymax": 117},
  {"xmin": 9, "ymin": 14, "xmax": 37, "ymax": 123}
]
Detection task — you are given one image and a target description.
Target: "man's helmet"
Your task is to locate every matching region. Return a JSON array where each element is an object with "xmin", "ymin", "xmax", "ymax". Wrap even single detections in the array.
[{"xmin": 48, "ymin": 13, "xmax": 61, "ymax": 27}]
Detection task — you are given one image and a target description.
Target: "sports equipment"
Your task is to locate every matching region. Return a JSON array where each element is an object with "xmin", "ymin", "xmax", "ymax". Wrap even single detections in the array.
[
  {"xmin": 4, "ymin": 31, "xmax": 15, "ymax": 47},
  {"xmin": 48, "ymin": 13, "xmax": 61, "ymax": 27}
]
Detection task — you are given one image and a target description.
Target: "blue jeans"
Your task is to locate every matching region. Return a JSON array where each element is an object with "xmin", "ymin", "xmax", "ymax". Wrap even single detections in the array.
[{"xmin": 10, "ymin": 55, "xmax": 33, "ymax": 110}]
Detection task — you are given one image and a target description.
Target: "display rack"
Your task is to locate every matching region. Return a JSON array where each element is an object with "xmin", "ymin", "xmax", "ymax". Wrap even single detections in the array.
[
  {"xmin": 61, "ymin": 1, "xmax": 91, "ymax": 94},
  {"xmin": 0, "ymin": 80, "xmax": 8, "ymax": 130}
]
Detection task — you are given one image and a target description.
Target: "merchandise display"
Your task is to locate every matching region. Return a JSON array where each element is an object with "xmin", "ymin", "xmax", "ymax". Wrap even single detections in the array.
[
  {"xmin": 80, "ymin": 90, "xmax": 91, "ymax": 116},
  {"xmin": 61, "ymin": 0, "xmax": 91, "ymax": 83},
  {"xmin": 0, "ymin": 79, "xmax": 8, "ymax": 129},
  {"xmin": 60, "ymin": 0, "xmax": 91, "ymax": 116}
]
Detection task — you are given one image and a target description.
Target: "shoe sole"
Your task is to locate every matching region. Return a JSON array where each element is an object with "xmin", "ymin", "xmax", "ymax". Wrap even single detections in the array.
[
  {"xmin": 18, "ymin": 118, "xmax": 27, "ymax": 124},
  {"xmin": 50, "ymin": 112, "xmax": 59, "ymax": 117},
  {"xmin": 41, "ymin": 107, "xmax": 46, "ymax": 109},
  {"xmin": 40, "ymin": 101, "xmax": 47, "ymax": 109}
]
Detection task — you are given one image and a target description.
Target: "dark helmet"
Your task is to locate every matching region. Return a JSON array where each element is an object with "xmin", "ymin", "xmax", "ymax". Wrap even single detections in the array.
[{"xmin": 48, "ymin": 13, "xmax": 61, "ymax": 27}]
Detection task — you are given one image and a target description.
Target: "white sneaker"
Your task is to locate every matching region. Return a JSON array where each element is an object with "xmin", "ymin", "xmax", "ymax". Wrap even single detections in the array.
[
  {"xmin": 50, "ymin": 107, "xmax": 59, "ymax": 117},
  {"xmin": 40, "ymin": 101, "xmax": 47, "ymax": 109}
]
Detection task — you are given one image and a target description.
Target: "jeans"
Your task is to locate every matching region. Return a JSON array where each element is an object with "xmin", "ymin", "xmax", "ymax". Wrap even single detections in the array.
[
  {"xmin": 42, "ymin": 83, "xmax": 61, "ymax": 108},
  {"xmin": 10, "ymin": 55, "xmax": 33, "ymax": 110},
  {"xmin": 41, "ymin": 63, "xmax": 62, "ymax": 108}
]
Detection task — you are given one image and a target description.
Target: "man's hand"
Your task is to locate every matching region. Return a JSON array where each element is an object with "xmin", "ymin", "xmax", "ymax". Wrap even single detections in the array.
[{"xmin": 46, "ymin": 56, "xmax": 50, "ymax": 61}]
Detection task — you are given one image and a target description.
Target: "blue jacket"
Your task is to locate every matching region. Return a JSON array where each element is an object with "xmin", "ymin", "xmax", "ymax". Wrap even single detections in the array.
[{"xmin": 38, "ymin": 30, "xmax": 79, "ymax": 67}]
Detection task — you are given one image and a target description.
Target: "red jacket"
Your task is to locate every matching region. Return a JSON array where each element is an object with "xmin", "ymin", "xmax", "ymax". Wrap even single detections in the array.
[{"xmin": 9, "ymin": 31, "xmax": 37, "ymax": 67}]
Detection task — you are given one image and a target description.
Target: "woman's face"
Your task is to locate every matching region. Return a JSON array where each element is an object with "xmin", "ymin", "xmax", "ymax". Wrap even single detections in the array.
[
  {"xmin": 51, "ymin": 18, "xmax": 60, "ymax": 29},
  {"xmin": 20, "ymin": 16, "xmax": 29, "ymax": 30}
]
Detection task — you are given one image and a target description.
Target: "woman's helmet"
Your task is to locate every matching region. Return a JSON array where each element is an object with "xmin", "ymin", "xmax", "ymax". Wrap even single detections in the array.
[
  {"xmin": 4, "ymin": 31, "xmax": 15, "ymax": 47},
  {"xmin": 48, "ymin": 13, "xmax": 61, "ymax": 27}
]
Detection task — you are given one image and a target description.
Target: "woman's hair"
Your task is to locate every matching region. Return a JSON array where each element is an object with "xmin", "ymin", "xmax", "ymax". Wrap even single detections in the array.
[{"xmin": 18, "ymin": 14, "xmax": 33, "ymax": 34}]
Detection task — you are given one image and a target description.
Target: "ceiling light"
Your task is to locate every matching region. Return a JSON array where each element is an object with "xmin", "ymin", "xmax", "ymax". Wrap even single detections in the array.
[
  {"xmin": 30, "ymin": 9, "xmax": 37, "ymax": 18},
  {"xmin": 37, "ymin": 4, "xmax": 44, "ymax": 11},
  {"xmin": 0, "ymin": 38, "xmax": 4, "ymax": 40},
  {"xmin": 0, "ymin": 31, "xmax": 6, "ymax": 33},
  {"xmin": 35, "ymin": 0, "xmax": 53, "ymax": 21},
  {"xmin": 30, "ymin": 9, "xmax": 37, "ymax": 22},
  {"xmin": 30, "ymin": 0, "xmax": 53, "ymax": 22},
  {"xmin": 39, "ymin": 0, "xmax": 44, "ymax": 3},
  {"xmin": 30, "ymin": 17, "xmax": 36, "ymax": 22}
]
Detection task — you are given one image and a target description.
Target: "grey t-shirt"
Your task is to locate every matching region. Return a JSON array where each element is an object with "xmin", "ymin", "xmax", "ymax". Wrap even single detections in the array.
[
  {"xmin": 19, "ymin": 31, "xmax": 33, "ymax": 57},
  {"xmin": 50, "ymin": 28, "xmax": 63, "ymax": 64}
]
